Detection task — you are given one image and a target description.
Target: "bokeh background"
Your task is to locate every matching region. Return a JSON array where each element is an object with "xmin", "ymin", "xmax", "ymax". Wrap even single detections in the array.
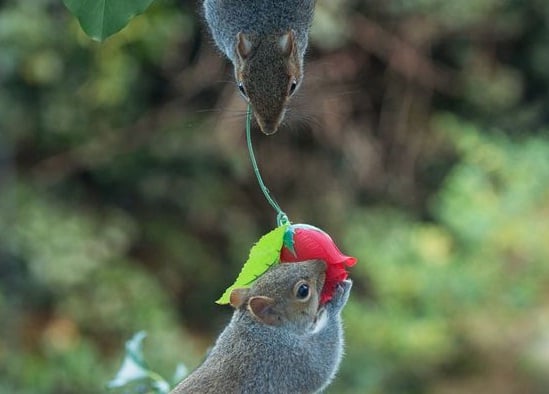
[{"xmin": 2, "ymin": 0, "xmax": 549, "ymax": 393}]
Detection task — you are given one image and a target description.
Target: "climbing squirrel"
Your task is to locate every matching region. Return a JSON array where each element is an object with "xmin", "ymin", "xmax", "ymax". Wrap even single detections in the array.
[
  {"xmin": 203, "ymin": 0, "xmax": 316, "ymax": 135},
  {"xmin": 171, "ymin": 260, "xmax": 352, "ymax": 393}
]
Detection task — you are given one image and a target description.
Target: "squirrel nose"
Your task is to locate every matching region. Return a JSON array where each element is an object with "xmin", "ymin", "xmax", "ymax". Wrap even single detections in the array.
[
  {"xmin": 257, "ymin": 118, "xmax": 280, "ymax": 135},
  {"xmin": 261, "ymin": 125, "xmax": 277, "ymax": 135}
]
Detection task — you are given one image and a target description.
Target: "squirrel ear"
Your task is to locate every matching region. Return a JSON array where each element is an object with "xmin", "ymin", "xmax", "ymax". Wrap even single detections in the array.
[
  {"xmin": 236, "ymin": 32, "xmax": 253, "ymax": 59},
  {"xmin": 248, "ymin": 296, "xmax": 281, "ymax": 326},
  {"xmin": 278, "ymin": 30, "xmax": 295, "ymax": 56},
  {"xmin": 229, "ymin": 288, "xmax": 249, "ymax": 309}
]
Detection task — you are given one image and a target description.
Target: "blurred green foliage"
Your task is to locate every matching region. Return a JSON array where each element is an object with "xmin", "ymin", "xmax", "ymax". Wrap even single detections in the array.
[
  {"xmin": 1, "ymin": 0, "xmax": 549, "ymax": 393},
  {"xmin": 108, "ymin": 331, "xmax": 187, "ymax": 393},
  {"xmin": 339, "ymin": 118, "xmax": 549, "ymax": 393}
]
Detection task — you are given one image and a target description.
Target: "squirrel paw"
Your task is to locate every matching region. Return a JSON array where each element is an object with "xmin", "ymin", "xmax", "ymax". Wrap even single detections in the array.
[{"xmin": 327, "ymin": 280, "xmax": 352, "ymax": 312}]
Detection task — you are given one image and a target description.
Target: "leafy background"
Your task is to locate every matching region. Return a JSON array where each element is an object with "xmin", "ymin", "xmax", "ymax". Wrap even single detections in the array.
[{"xmin": 1, "ymin": 0, "xmax": 549, "ymax": 393}]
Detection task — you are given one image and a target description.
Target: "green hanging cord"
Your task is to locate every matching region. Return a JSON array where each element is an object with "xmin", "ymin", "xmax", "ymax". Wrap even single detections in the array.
[{"xmin": 245, "ymin": 104, "xmax": 289, "ymax": 226}]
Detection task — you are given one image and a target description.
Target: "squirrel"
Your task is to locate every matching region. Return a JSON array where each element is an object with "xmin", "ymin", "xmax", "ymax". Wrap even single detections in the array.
[
  {"xmin": 202, "ymin": 0, "xmax": 316, "ymax": 135},
  {"xmin": 171, "ymin": 260, "xmax": 352, "ymax": 394}
]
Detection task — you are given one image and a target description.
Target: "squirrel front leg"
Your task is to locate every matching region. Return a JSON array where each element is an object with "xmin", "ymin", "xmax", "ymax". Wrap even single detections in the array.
[{"xmin": 312, "ymin": 280, "xmax": 352, "ymax": 389}]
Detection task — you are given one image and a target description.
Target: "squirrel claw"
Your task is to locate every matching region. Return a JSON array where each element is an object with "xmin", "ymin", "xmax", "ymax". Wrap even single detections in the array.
[{"xmin": 327, "ymin": 280, "xmax": 352, "ymax": 312}]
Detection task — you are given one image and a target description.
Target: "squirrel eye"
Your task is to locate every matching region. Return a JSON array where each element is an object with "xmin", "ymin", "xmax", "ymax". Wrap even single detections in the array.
[
  {"xmin": 295, "ymin": 282, "xmax": 310, "ymax": 300},
  {"xmin": 289, "ymin": 79, "xmax": 298, "ymax": 95},
  {"xmin": 237, "ymin": 82, "xmax": 248, "ymax": 99}
]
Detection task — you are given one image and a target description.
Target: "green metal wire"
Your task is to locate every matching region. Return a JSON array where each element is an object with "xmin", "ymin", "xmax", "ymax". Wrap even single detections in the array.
[{"xmin": 245, "ymin": 104, "xmax": 289, "ymax": 226}]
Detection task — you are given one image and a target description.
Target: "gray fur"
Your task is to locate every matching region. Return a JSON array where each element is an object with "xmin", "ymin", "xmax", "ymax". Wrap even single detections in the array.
[
  {"xmin": 202, "ymin": 0, "xmax": 316, "ymax": 134},
  {"xmin": 171, "ymin": 261, "xmax": 352, "ymax": 394},
  {"xmin": 203, "ymin": 0, "xmax": 314, "ymax": 62}
]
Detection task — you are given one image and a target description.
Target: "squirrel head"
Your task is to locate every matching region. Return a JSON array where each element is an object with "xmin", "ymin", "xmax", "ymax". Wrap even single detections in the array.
[
  {"xmin": 233, "ymin": 30, "xmax": 303, "ymax": 135},
  {"xmin": 229, "ymin": 260, "xmax": 326, "ymax": 331}
]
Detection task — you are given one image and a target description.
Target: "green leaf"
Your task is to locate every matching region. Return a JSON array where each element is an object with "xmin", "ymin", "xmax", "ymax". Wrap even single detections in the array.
[
  {"xmin": 108, "ymin": 331, "xmax": 175, "ymax": 392},
  {"xmin": 62, "ymin": 0, "xmax": 156, "ymax": 41},
  {"xmin": 172, "ymin": 363, "xmax": 188, "ymax": 386},
  {"xmin": 216, "ymin": 224, "xmax": 289, "ymax": 304},
  {"xmin": 107, "ymin": 331, "xmax": 149, "ymax": 388},
  {"xmin": 151, "ymin": 380, "xmax": 171, "ymax": 394}
]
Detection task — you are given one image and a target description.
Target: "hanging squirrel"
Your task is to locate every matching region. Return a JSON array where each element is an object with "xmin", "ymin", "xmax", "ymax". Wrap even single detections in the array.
[
  {"xmin": 171, "ymin": 260, "xmax": 352, "ymax": 393},
  {"xmin": 203, "ymin": 0, "xmax": 316, "ymax": 135}
]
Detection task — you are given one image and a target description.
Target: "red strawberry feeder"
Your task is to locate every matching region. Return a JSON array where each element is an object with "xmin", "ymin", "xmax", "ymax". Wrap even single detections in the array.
[{"xmin": 280, "ymin": 224, "xmax": 357, "ymax": 304}]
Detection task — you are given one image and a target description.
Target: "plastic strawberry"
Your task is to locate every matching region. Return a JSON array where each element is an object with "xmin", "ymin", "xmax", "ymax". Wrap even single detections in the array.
[
  {"xmin": 280, "ymin": 224, "xmax": 357, "ymax": 304},
  {"xmin": 216, "ymin": 223, "xmax": 356, "ymax": 305}
]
